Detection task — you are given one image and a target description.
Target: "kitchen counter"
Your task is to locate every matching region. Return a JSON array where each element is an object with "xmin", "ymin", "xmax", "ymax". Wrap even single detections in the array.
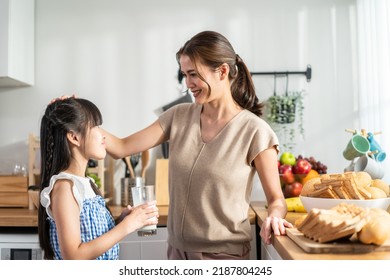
[
  {"xmin": 0, "ymin": 205, "xmax": 171, "ymax": 227},
  {"xmin": 251, "ymin": 201, "xmax": 390, "ymax": 260},
  {"xmin": 0, "ymin": 205, "xmax": 256, "ymax": 227},
  {"xmin": 0, "ymin": 208, "xmax": 39, "ymax": 227}
]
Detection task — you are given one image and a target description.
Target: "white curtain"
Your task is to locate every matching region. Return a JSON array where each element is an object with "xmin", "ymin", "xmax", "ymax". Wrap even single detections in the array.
[{"xmin": 357, "ymin": 0, "xmax": 390, "ymax": 181}]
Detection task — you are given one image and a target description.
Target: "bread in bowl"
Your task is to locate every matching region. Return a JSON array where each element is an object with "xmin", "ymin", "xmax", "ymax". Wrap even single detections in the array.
[{"xmin": 371, "ymin": 179, "xmax": 390, "ymax": 196}]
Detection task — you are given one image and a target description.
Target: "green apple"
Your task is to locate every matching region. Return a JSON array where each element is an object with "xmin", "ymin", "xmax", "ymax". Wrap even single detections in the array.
[{"xmin": 280, "ymin": 152, "xmax": 296, "ymax": 166}]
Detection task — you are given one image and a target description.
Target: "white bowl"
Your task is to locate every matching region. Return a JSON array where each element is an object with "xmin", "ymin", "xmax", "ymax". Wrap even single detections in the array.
[{"xmin": 299, "ymin": 195, "xmax": 390, "ymax": 212}]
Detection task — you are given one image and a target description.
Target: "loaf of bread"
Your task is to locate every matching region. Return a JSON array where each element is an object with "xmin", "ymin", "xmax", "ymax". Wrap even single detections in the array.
[
  {"xmin": 296, "ymin": 203, "xmax": 390, "ymax": 245},
  {"xmin": 358, "ymin": 208, "xmax": 390, "ymax": 245},
  {"xmin": 300, "ymin": 172, "xmax": 389, "ymax": 200}
]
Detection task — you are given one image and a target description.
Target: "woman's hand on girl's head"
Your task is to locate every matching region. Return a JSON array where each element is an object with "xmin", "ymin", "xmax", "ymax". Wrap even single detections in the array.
[{"xmin": 49, "ymin": 94, "xmax": 77, "ymax": 104}]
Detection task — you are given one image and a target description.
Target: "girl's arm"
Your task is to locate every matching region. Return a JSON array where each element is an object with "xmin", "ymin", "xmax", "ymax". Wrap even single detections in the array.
[
  {"xmin": 102, "ymin": 120, "xmax": 166, "ymax": 159},
  {"xmin": 51, "ymin": 180, "xmax": 158, "ymax": 260},
  {"xmin": 253, "ymin": 147, "xmax": 293, "ymax": 245}
]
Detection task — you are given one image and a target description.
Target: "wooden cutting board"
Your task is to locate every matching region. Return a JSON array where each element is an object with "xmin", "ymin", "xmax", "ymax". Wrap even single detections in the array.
[
  {"xmin": 286, "ymin": 227, "xmax": 390, "ymax": 254},
  {"xmin": 155, "ymin": 159, "xmax": 169, "ymax": 206}
]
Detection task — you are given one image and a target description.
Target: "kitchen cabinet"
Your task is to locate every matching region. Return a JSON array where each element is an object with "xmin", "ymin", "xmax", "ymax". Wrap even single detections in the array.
[
  {"xmin": 0, "ymin": 225, "xmax": 166, "ymax": 260},
  {"xmin": 0, "ymin": 0, "xmax": 34, "ymax": 87},
  {"xmin": 119, "ymin": 227, "xmax": 169, "ymax": 260},
  {"xmin": 260, "ymin": 239, "xmax": 282, "ymax": 260},
  {"xmin": 119, "ymin": 226, "xmax": 258, "ymax": 260},
  {"xmin": 115, "ymin": 205, "xmax": 257, "ymax": 260}
]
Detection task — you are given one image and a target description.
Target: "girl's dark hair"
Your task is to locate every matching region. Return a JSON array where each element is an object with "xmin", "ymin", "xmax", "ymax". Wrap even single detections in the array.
[
  {"xmin": 176, "ymin": 30, "xmax": 263, "ymax": 117},
  {"xmin": 38, "ymin": 97, "xmax": 102, "ymax": 259}
]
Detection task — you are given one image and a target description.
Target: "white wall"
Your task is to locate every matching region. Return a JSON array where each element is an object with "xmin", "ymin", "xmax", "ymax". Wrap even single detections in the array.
[{"xmin": 0, "ymin": 0, "xmax": 361, "ymax": 201}]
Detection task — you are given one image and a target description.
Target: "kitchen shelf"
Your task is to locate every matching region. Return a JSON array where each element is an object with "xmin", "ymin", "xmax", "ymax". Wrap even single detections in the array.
[
  {"xmin": 86, "ymin": 158, "xmax": 115, "ymax": 198},
  {"xmin": 28, "ymin": 134, "xmax": 40, "ymax": 187}
]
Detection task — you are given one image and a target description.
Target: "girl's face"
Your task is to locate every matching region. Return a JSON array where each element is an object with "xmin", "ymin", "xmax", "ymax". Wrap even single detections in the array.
[
  {"xmin": 179, "ymin": 55, "xmax": 222, "ymax": 104},
  {"xmin": 85, "ymin": 126, "xmax": 106, "ymax": 160}
]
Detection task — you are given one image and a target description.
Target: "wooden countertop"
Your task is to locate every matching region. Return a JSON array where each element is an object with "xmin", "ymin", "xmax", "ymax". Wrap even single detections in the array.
[
  {"xmin": 0, "ymin": 205, "xmax": 256, "ymax": 227},
  {"xmin": 0, "ymin": 208, "xmax": 39, "ymax": 227},
  {"xmin": 251, "ymin": 201, "xmax": 390, "ymax": 260}
]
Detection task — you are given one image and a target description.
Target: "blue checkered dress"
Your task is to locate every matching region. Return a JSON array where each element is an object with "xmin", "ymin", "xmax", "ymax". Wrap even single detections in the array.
[{"xmin": 48, "ymin": 195, "xmax": 119, "ymax": 260}]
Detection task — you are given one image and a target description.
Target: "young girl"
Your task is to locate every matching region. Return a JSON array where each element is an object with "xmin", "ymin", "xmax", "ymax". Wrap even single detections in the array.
[{"xmin": 38, "ymin": 97, "xmax": 159, "ymax": 260}]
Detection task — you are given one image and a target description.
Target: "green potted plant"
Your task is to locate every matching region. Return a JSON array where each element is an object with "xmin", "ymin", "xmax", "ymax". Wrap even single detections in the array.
[
  {"xmin": 87, "ymin": 173, "xmax": 102, "ymax": 189},
  {"xmin": 265, "ymin": 90, "xmax": 305, "ymax": 151}
]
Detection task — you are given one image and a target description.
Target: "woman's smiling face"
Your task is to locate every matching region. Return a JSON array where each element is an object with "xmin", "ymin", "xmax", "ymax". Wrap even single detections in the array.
[{"xmin": 179, "ymin": 55, "xmax": 222, "ymax": 104}]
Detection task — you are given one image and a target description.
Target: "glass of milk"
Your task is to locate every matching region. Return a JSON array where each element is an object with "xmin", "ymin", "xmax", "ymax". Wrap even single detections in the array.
[{"xmin": 131, "ymin": 185, "xmax": 157, "ymax": 236}]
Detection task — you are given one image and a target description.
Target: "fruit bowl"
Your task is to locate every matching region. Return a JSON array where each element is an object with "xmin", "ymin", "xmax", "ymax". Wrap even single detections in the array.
[
  {"xmin": 299, "ymin": 195, "xmax": 390, "ymax": 212},
  {"xmin": 279, "ymin": 173, "xmax": 316, "ymax": 198},
  {"xmin": 279, "ymin": 174, "xmax": 307, "ymax": 184}
]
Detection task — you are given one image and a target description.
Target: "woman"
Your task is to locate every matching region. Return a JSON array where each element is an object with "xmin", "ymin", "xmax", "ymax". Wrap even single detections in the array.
[{"xmin": 104, "ymin": 30, "xmax": 292, "ymax": 260}]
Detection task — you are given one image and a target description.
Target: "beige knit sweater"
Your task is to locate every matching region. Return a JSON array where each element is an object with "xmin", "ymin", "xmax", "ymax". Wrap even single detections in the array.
[{"xmin": 159, "ymin": 103, "xmax": 279, "ymax": 256}]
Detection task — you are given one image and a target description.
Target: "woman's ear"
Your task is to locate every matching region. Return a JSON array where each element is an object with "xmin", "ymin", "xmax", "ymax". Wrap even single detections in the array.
[
  {"xmin": 219, "ymin": 63, "xmax": 229, "ymax": 80},
  {"xmin": 66, "ymin": 131, "xmax": 81, "ymax": 147}
]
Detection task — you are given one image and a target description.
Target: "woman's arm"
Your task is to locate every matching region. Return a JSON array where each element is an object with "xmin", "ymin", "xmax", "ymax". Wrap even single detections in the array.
[
  {"xmin": 253, "ymin": 147, "xmax": 293, "ymax": 245},
  {"xmin": 49, "ymin": 95, "xmax": 167, "ymax": 159},
  {"xmin": 102, "ymin": 120, "xmax": 166, "ymax": 159}
]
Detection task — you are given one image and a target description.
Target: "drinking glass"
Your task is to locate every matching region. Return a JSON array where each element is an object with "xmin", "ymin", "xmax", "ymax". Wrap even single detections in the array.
[{"xmin": 131, "ymin": 185, "xmax": 157, "ymax": 236}]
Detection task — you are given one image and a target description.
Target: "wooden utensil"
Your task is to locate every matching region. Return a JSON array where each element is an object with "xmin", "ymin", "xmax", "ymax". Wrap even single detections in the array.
[
  {"xmin": 141, "ymin": 150, "xmax": 150, "ymax": 178},
  {"xmin": 130, "ymin": 153, "xmax": 141, "ymax": 174},
  {"xmin": 124, "ymin": 156, "xmax": 135, "ymax": 178}
]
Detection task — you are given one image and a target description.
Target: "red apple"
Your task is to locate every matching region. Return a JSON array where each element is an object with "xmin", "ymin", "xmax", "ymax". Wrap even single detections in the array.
[
  {"xmin": 284, "ymin": 182, "xmax": 303, "ymax": 198},
  {"xmin": 279, "ymin": 164, "xmax": 295, "ymax": 184},
  {"xmin": 279, "ymin": 164, "xmax": 291, "ymax": 174},
  {"xmin": 292, "ymin": 159, "xmax": 312, "ymax": 174}
]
